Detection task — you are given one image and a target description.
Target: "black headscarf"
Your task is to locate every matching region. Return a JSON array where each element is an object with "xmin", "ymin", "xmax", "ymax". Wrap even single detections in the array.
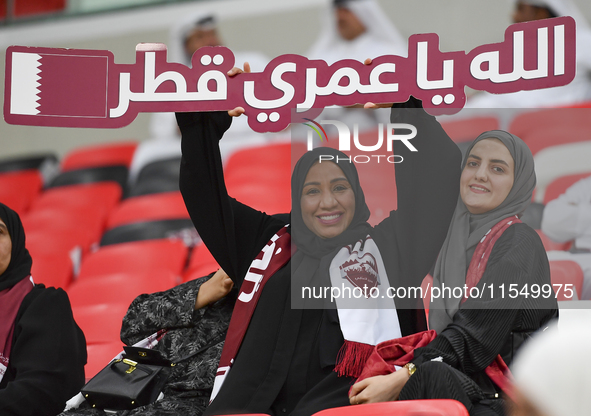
[
  {"xmin": 290, "ymin": 147, "xmax": 372, "ymax": 258},
  {"xmin": 290, "ymin": 147, "xmax": 372, "ymax": 305},
  {"xmin": 0, "ymin": 203, "xmax": 33, "ymax": 291}
]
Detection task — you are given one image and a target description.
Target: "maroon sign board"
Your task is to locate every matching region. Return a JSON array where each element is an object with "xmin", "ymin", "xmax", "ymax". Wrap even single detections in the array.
[{"xmin": 4, "ymin": 17, "xmax": 576, "ymax": 133}]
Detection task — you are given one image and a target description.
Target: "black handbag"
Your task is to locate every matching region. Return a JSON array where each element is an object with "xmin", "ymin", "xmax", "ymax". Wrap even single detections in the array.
[
  {"xmin": 81, "ymin": 349, "xmax": 173, "ymax": 410},
  {"xmin": 81, "ymin": 334, "xmax": 224, "ymax": 411}
]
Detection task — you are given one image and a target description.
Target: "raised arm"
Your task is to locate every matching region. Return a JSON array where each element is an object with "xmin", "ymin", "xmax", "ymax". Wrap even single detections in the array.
[
  {"xmin": 375, "ymin": 99, "xmax": 462, "ymax": 287},
  {"xmin": 177, "ymin": 110, "xmax": 284, "ymax": 285}
]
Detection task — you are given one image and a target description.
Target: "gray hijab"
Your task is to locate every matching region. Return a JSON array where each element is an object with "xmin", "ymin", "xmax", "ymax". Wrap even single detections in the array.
[{"xmin": 429, "ymin": 130, "xmax": 536, "ymax": 333}]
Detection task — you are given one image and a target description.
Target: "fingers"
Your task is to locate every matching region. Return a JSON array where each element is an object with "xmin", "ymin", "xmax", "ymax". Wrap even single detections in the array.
[
  {"xmin": 349, "ymin": 380, "xmax": 368, "ymax": 398},
  {"xmin": 228, "ymin": 62, "xmax": 251, "ymax": 77},
  {"xmin": 364, "ymin": 102, "xmax": 394, "ymax": 109},
  {"xmin": 364, "ymin": 58, "xmax": 373, "ymax": 65},
  {"xmin": 228, "ymin": 107, "xmax": 245, "ymax": 117},
  {"xmin": 227, "ymin": 66, "xmax": 243, "ymax": 77},
  {"xmin": 349, "ymin": 394, "xmax": 366, "ymax": 405}
]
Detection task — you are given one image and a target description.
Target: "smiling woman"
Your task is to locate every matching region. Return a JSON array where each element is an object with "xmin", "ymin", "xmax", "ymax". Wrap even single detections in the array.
[
  {"xmin": 300, "ymin": 161, "xmax": 357, "ymax": 240},
  {"xmin": 460, "ymin": 138, "xmax": 515, "ymax": 215},
  {"xmin": 177, "ymin": 96, "xmax": 462, "ymax": 416},
  {"xmin": 349, "ymin": 130, "xmax": 558, "ymax": 416}
]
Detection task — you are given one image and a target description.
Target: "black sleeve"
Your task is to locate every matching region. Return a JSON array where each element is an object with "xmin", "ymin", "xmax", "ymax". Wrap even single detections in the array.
[
  {"xmin": 0, "ymin": 287, "xmax": 87, "ymax": 416},
  {"xmin": 412, "ymin": 225, "xmax": 558, "ymax": 374},
  {"xmin": 177, "ymin": 112, "xmax": 285, "ymax": 286},
  {"xmin": 120, "ymin": 274, "xmax": 213, "ymax": 346},
  {"xmin": 374, "ymin": 101, "xmax": 462, "ymax": 289}
]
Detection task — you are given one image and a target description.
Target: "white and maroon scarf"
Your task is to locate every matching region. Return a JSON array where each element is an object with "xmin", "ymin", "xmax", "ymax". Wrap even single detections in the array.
[{"xmin": 329, "ymin": 236, "xmax": 402, "ymax": 378}]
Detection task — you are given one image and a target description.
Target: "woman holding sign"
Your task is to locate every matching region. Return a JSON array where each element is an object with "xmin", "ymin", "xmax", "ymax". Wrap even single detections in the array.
[
  {"xmin": 348, "ymin": 131, "xmax": 558, "ymax": 415},
  {"xmin": 177, "ymin": 73, "xmax": 462, "ymax": 416}
]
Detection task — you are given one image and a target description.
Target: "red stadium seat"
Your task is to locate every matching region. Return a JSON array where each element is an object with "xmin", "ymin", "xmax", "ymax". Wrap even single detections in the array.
[
  {"xmin": 522, "ymin": 125, "xmax": 591, "ymax": 156},
  {"xmin": 0, "ymin": 170, "xmax": 43, "ymax": 215},
  {"xmin": 183, "ymin": 266, "xmax": 217, "ymax": 283},
  {"xmin": 23, "ymin": 205, "xmax": 107, "ymax": 254},
  {"xmin": 30, "ymin": 182, "xmax": 122, "ymax": 217},
  {"xmin": 549, "ymin": 260, "xmax": 584, "ymax": 301},
  {"xmin": 508, "ymin": 108, "xmax": 591, "ymax": 144},
  {"xmin": 535, "ymin": 230, "xmax": 572, "ymax": 252},
  {"xmin": 223, "ymin": 143, "xmax": 300, "ymax": 214},
  {"xmin": 72, "ymin": 303, "xmax": 128, "ymax": 345},
  {"xmin": 440, "ymin": 116, "xmax": 500, "ymax": 143},
  {"xmin": 85, "ymin": 342, "xmax": 124, "ymax": 379},
  {"xmin": 0, "ymin": 0, "xmax": 65, "ymax": 18},
  {"xmin": 543, "ymin": 172, "xmax": 591, "ymax": 205},
  {"xmin": 184, "ymin": 244, "xmax": 219, "ymax": 282},
  {"xmin": 77, "ymin": 239, "xmax": 188, "ymax": 280},
  {"xmin": 68, "ymin": 270, "xmax": 178, "ymax": 309},
  {"xmin": 30, "ymin": 250, "xmax": 74, "ymax": 289},
  {"xmin": 61, "ymin": 141, "xmax": 138, "ymax": 171},
  {"xmin": 106, "ymin": 191, "xmax": 190, "ymax": 229},
  {"xmin": 312, "ymin": 400, "xmax": 469, "ymax": 416},
  {"xmin": 227, "ymin": 181, "xmax": 291, "ymax": 215},
  {"xmin": 224, "ymin": 142, "xmax": 304, "ymax": 179}
]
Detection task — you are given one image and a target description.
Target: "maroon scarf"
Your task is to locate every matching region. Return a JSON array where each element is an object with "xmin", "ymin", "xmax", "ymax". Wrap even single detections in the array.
[
  {"xmin": 210, "ymin": 225, "xmax": 291, "ymax": 402},
  {"xmin": 0, "ymin": 277, "xmax": 34, "ymax": 375},
  {"xmin": 464, "ymin": 216, "xmax": 520, "ymax": 400},
  {"xmin": 0, "ymin": 202, "xmax": 34, "ymax": 383}
]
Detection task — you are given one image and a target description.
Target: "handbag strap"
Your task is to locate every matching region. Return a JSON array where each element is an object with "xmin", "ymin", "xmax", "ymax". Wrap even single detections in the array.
[{"xmin": 173, "ymin": 332, "xmax": 225, "ymax": 364}]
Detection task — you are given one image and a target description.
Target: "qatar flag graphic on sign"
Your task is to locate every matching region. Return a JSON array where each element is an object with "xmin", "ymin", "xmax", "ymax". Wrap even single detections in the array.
[{"xmin": 10, "ymin": 51, "xmax": 109, "ymax": 119}]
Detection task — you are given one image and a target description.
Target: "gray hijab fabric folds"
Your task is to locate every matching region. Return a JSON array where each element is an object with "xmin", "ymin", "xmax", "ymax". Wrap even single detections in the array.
[{"xmin": 429, "ymin": 130, "xmax": 536, "ymax": 333}]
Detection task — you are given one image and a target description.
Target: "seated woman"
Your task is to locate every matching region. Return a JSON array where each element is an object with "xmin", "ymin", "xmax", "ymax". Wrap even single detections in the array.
[
  {"xmin": 348, "ymin": 131, "xmax": 559, "ymax": 415},
  {"xmin": 177, "ymin": 89, "xmax": 462, "ymax": 415},
  {"xmin": 0, "ymin": 202, "xmax": 87, "ymax": 416},
  {"xmin": 62, "ymin": 268, "xmax": 236, "ymax": 416}
]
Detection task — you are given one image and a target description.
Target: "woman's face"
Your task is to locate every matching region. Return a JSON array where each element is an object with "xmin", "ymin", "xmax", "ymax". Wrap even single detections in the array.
[
  {"xmin": 300, "ymin": 161, "xmax": 356, "ymax": 239},
  {"xmin": 0, "ymin": 218, "xmax": 12, "ymax": 275},
  {"xmin": 460, "ymin": 138, "xmax": 515, "ymax": 215}
]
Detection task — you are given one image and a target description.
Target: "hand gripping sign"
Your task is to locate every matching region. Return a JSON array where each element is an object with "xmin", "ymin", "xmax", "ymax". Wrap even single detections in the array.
[{"xmin": 4, "ymin": 17, "xmax": 575, "ymax": 133}]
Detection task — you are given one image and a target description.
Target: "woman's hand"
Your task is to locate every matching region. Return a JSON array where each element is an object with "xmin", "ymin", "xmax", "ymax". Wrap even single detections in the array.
[
  {"xmin": 349, "ymin": 367, "xmax": 411, "ymax": 405},
  {"xmin": 195, "ymin": 268, "xmax": 234, "ymax": 310},
  {"xmin": 227, "ymin": 62, "xmax": 251, "ymax": 117}
]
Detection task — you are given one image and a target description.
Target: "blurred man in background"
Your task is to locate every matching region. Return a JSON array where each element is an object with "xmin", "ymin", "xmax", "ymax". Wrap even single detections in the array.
[{"xmin": 467, "ymin": 0, "xmax": 591, "ymax": 108}]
